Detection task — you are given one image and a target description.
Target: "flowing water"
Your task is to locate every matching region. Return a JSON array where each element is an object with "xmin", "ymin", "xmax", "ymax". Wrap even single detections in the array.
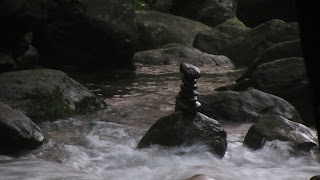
[{"xmin": 0, "ymin": 64, "xmax": 319, "ymax": 180}]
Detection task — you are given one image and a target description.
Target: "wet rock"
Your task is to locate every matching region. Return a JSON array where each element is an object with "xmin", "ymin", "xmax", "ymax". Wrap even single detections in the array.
[
  {"xmin": 0, "ymin": 102, "xmax": 44, "ymax": 155},
  {"xmin": 198, "ymin": 88, "xmax": 302, "ymax": 123},
  {"xmin": 137, "ymin": 111, "xmax": 227, "ymax": 157},
  {"xmin": 0, "ymin": 52, "xmax": 16, "ymax": 73},
  {"xmin": 185, "ymin": 174, "xmax": 215, "ymax": 180},
  {"xmin": 243, "ymin": 115, "xmax": 318, "ymax": 151},
  {"xmin": 150, "ymin": 0, "xmax": 237, "ymax": 27},
  {"xmin": 193, "ymin": 18, "xmax": 252, "ymax": 55},
  {"xmin": 237, "ymin": 39, "xmax": 303, "ymax": 82},
  {"xmin": 133, "ymin": 43, "xmax": 234, "ymax": 66},
  {"xmin": 222, "ymin": 19, "xmax": 300, "ymax": 67},
  {"xmin": 136, "ymin": 20, "xmax": 184, "ymax": 51},
  {"xmin": 136, "ymin": 10, "xmax": 212, "ymax": 46},
  {"xmin": 36, "ymin": 0, "xmax": 137, "ymax": 70},
  {"xmin": 218, "ymin": 57, "xmax": 314, "ymax": 127},
  {"xmin": 237, "ymin": 0, "xmax": 298, "ymax": 27},
  {"xmin": 0, "ymin": 69, "xmax": 103, "ymax": 122},
  {"xmin": 311, "ymin": 175, "xmax": 320, "ymax": 180}
]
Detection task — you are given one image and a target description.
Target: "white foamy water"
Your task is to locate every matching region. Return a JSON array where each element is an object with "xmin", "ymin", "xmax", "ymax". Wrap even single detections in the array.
[{"xmin": 0, "ymin": 64, "xmax": 319, "ymax": 180}]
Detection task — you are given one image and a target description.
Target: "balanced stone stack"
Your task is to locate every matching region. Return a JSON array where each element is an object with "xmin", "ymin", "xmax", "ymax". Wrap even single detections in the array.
[{"xmin": 176, "ymin": 63, "xmax": 201, "ymax": 114}]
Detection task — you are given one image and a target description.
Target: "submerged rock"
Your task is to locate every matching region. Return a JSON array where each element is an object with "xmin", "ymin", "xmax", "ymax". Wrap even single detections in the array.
[
  {"xmin": 0, "ymin": 69, "xmax": 103, "ymax": 122},
  {"xmin": 133, "ymin": 43, "xmax": 234, "ymax": 66},
  {"xmin": 0, "ymin": 102, "xmax": 44, "ymax": 155},
  {"xmin": 185, "ymin": 174, "xmax": 216, "ymax": 180},
  {"xmin": 243, "ymin": 115, "xmax": 318, "ymax": 151},
  {"xmin": 198, "ymin": 88, "xmax": 302, "ymax": 123},
  {"xmin": 137, "ymin": 111, "xmax": 227, "ymax": 157}
]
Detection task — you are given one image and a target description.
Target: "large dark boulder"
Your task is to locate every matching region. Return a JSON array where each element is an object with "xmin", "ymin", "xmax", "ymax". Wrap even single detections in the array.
[
  {"xmin": 0, "ymin": 52, "xmax": 16, "ymax": 73},
  {"xmin": 133, "ymin": 43, "xmax": 234, "ymax": 66},
  {"xmin": 243, "ymin": 115, "xmax": 318, "ymax": 151},
  {"xmin": 0, "ymin": 69, "xmax": 103, "ymax": 122},
  {"xmin": 0, "ymin": 102, "xmax": 44, "ymax": 155},
  {"xmin": 222, "ymin": 19, "xmax": 300, "ymax": 67},
  {"xmin": 36, "ymin": 0, "xmax": 137, "ymax": 70},
  {"xmin": 150, "ymin": 0, "xmax": 238, "ymax": 27},
  {"xmin": 138, "ymin": 111, "xmax": 227, "ymax": 157},
  {"xmin": 237, "ymin": 39, "xmax": 303, "ymax": 82},
  {"xmin": 198, "ymin": 88, "xmax": 302, "ymax": 123},
  {"xmin": 136, "ymin": 20, "xmax": 184, "ymax": 51},
  {"xmin": 220, "ymin": 57, "xmax": 314, "ymax": 126},
  {"xmin": 237, "ymin": 0, "xmax": 298, "ymax": 28},
  {"xmin": 136, "ymin": 10, "xmax": 212, "ymax": 46},
  {"xmin": 193, "ymin": 18, "xmax": 251, "ymax": 55}
]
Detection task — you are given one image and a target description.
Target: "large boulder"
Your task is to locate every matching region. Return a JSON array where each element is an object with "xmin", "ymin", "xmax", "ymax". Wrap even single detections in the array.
[
  {"xmin": 243, "ymin": 115, "xmax": 318, "ymax": 151},
  {"xmin": 36, "ymin": 0, "xmax": 137, "ymax": 70},
  {"xmin": 198, "ymin": 88, "xmax": 302, "ymax": 123},
  {"xmin": 237, "ymin": 0, "xmax": 298, "ymax": 27},
  {"xmin": 222, "ymin": 19, "xmax": 300, "ymax": 67},
  {"xmin": 193, "ymin": 18, "xmax": 251, "ymax": 55},
  {"xmin": 138, "ymin": 112, "xmax": 227, "ymax": 157},
  {"xmin": 0, "ymin": 102, "xmax": 44, "ymax": 155},
  {"xmin": 136, "ymin": 10, "xmax": 212, "ymax": 46},
  {"xmin": 150, "ymin": 0, "xmax": 238, "ymax": 27},
  {"xmin": 133, "ymin": 43, "xmax": 234, "ymax": 66},
  {"xmin": 136, "ymin": 20, "xmax": 184, "ymax": 51},
  {"xmin": 0, "ymin": 69, "xmax": 103, "ymax": 122},
  {"xmin": 220, "ymin": 57, "xmax": 314, "ymax": 126},
  {"xmin": 236, "ymin": 39, "xmax": 303, "ymax": 82}
]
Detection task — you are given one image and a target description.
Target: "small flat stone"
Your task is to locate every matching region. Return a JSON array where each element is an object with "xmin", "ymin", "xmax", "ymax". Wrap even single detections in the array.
[
  {"xmin": 180, "ymin": 63, "xmax": 201, "ymax": 79},
  {"xmin": 179, "ymin": 89, "xmax": 198, "ymax": 97},
  {"xmin": 182, "ymin": 77, "xmax": 197, "ymax": 86},
  {"xmin": 181, "ymin": 84, "xmax": 197, "ymax": 90}
]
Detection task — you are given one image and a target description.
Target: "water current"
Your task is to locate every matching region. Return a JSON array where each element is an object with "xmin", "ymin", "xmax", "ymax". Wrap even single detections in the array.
[{"xmin": 0, "ymin": 64, "xmax": 319, "ymax": 180}]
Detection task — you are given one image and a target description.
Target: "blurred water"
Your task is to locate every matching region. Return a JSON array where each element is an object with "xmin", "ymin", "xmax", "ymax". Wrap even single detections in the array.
[{"xmin": 0, "ymin": 64, "xmax": 319, "ymax": 180}]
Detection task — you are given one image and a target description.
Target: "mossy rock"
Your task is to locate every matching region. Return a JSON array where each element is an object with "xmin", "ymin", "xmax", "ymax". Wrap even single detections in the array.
[{"xmin": 136, "ymin": 20, "xmax": 184, "ymax": 51}]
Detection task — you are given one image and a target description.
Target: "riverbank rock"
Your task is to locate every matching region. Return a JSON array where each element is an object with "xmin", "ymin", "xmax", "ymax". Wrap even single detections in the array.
[
  {"xmin": 36, "ymin": 0, "xmax": 137, "ymax": 70},
  {"xmin": 237, "ymin": 0, "xmax": 298, "ymax": 27},
  {"xmin": 198, "ymin": 88, "xmax": 302, "ymax": 123},
  {"xmin": 311, "ymin": 175, "xmax": 320, "ymax": 180},
  {"xmin": 136, "ymin": 20, "xmax": 184, "ymax": 51},
  {"xmin": 133, "ymin": 44, "xmax": 234, "ymax": 66},
  {"xmin": 0, "ymin": 69, "xmax": 103, "ymax": 122},
  {"xmin": 136, "ymin": 10, "xmax": 212, "ymax": 46},
  {"xmin": 193, "ymin": 18, "xmax": 251, "ymax": 55},
  {"xmin": 236, "ymin": 39, "xmax": 303, "ymax": 82},
  {"xmin": 138, "ymin": 111, "xmax": 227, "ymax": 157},
  {"xmin": 243, "ymin": 115, "xmax": 318, "ymax": 152},
  {"xmin": 0, "ymin": 52, "xmax": 15, "ymax": 73},
  {"xmin": 218, "ymin": 57, "xmax": 314, "ymax": 127},
  {"xmin": 0, "ymin": 102, "xmax": 44, "ymax": 155},
  {"xmin": 221, "ymin": 19, "xmax": 300, "ymax": 67},
  {"xmin": 150, "ymin": 0, "xmax": 237, "ymax": 27}
]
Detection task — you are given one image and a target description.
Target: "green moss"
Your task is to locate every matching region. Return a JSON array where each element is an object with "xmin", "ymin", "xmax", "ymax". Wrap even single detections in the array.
[
  {"xmin": 25, "ymin": 87, "xmax": 75, "ymax": 121},
  {"xmin": 134, "ymin": 0, "xmax": 151, "ymax": 10},
  {"xmin": 75, "ymin": 96, "xmax": 101, "ymax": 113}
]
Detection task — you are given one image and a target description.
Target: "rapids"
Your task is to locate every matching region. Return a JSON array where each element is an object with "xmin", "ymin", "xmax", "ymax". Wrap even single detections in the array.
[{"xmin": 0, "ymin": 64, "xmax": 319, "ymax": 180}]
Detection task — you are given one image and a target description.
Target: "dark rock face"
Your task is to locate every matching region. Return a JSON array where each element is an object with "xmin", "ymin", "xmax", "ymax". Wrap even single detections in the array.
[
  {"xmin": 137, "ymin": 112, "xmax": 227, "ymax": 157},
  {"xmin": 0, "ymin": 102, "xmax": 44, "ymax": 155},
  {"xmin": 237, "ymin": 0, "xmax": 298, "ymax": 28},
  {"xmin": 136, "ymin": 10, "xmax": 212, "ymax": 46},
  {"xmin": 236, "ymin": 39, "xmax": 303, "ymax": 82},
  {"xmin": 198, "ymin": 88, "xmax": 302, "ymax": 123},
  {"xmin": 222, "ymin": 19, "xmax": 300, "ymax": 67},
  {"xmin": 150, "ymin": 0, "xmax": 238, "ymax": 27},
  {"xmin": 0, "ymin": 69, "xmax": 103, "ymax": 122},
  {"xmin": 243, "ymin": 115, "xmax": 318, "ymax": 151},
  {"xmin": 36, "ymin": 0, "xmax": 137, "ymax": 70},
  {"xmin": 15, "ymin": 45, "xmax": 39, "ymax": 70},
  {"xmin": 133, "ymin": 43, "xmax": 234, "ymax": 66},
  {"xmin": 311, "ymin": 175, "xmax": 320, "ymax": 180},
  {"xmin": 136, "ymin": 20, "xmax": 184, "ymax": 51},
  {"xmin": 0, "ymin": 52, "xmax": 16, "ymax": 73},
  {"xmin": 220, "ymin": 57, "xmax": 314, "ymax": 127}
]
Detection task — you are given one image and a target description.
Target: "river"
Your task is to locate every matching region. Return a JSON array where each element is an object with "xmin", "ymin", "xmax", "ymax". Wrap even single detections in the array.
[{"xmin": 0, "ymin": 64, "xmax": 319, "ymax": 180}]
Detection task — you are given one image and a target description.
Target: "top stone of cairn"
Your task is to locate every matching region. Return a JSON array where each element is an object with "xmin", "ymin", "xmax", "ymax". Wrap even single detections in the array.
[{"xmin": 180, "ymin": 63, "xmax": 201, "ymax": 79}]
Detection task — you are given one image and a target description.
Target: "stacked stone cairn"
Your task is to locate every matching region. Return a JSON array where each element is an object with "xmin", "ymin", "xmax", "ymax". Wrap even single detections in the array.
[{"xmin": 176, "ymin": 63, "xmax": 202, "ymax": 114}]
